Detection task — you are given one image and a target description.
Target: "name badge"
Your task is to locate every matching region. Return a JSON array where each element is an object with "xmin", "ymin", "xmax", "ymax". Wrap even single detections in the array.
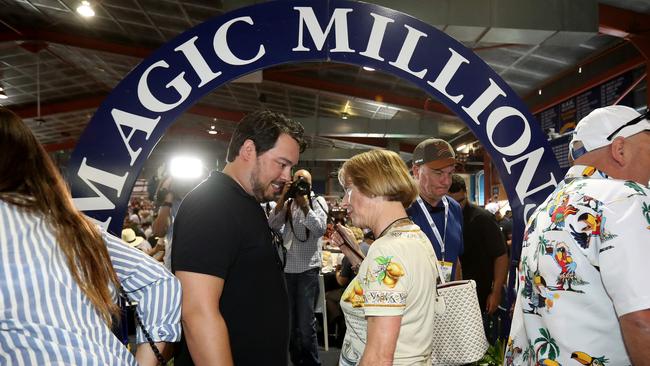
[{"xmin": 438, "ymin": 260, "xmax": 453, "ymax": 282}]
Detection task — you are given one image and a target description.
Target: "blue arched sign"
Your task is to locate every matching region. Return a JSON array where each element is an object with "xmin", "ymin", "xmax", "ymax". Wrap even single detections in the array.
[{"xmin": 67, "ymin": 0, "xmax": 563, "ymax": 267}]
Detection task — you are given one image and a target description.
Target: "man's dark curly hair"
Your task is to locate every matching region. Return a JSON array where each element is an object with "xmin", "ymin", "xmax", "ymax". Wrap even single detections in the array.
[{"xmin": 226, "ymin": 110, "xmax": 307, "ymax": 163}]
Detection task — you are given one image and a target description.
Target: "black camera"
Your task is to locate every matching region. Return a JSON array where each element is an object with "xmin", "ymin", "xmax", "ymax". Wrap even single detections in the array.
[
  {"xmin": 285, "ymin": 176, "xmax": 311, "ymax": 200},
  {"xmin": 330, "ymin": 206, "xmax": 348, "ymax": 225}
]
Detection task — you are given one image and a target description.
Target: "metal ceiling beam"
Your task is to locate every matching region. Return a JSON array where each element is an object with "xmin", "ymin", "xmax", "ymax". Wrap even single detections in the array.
[
  {"xmin": 598, "ymin": 4, "xmax": 650, "ymax": 38},
  {"xmin": 529, "ymin": 55, "xmax": 644, "ymax": 114},
  {"xmin": 320, "ymin": 136, "xmax": 388, "ymax": 148},
  {"xmin": 299, "ymin": 148, "xmax": 372, "ymax": 162},
  {"xmin": 43, "ymin": 140, "xmax": 77, "ymax": 152},
  {"xmin": 0, "ymin": 29, "xmax": 152, "ymax": 58},
  {"xmin": 298, "ymin": 116, "xmax": 440, "ymax": 139},
  {"xmin": 9, "ymin": 94, "xmax": 106, "ymax": 119},
  {"xmin": 299, "ymin": 148, "xmax": 412, "ymax": 162},
  {"xmin": 186, "ymin": 105, "xmax": 244, "ymax": 122},
  {"xmin": 370, "ymin": 0, "xmax": 597, "ymax": 45},
  {"xmin": 10, "ymin": 95, "xmax": 402, "ymax": 155},
  {"xmin": 526, "ymin": 4, "xmax": 650, "ymax": 113},
  {"xmin": 263, "ymin": 70, "xmax": 453, "ymax": 115},
  {"xmin": 599, "ymin": 4, "xmax": 650, "ymax": 105},
  {"xmin": 8, "ymin": 94, "xmax": 245, "ymax": 123}
]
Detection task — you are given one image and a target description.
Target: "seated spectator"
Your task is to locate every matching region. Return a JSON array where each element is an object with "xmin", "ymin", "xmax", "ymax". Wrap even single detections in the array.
[
  {"xmin": 142, "ymin": 222, "xmax": 153, "ymax": 239},
  {"xmin": 121, "ymin": 227, "xmax": 165, "ymax": 258},
  {"xmin": 139, "ymin": 207, "xmax": 153, "ymax": 225},
  {"xmin": 0, "ymin": 107, "xmax": 181, "ymax": 365},
  {"xmin": 129, "ymin": 208, "xmax": 141, "ymax": 225},
  {"xmin": 123, "ymin": 216, "xmax": 146, "ymax": 239}
]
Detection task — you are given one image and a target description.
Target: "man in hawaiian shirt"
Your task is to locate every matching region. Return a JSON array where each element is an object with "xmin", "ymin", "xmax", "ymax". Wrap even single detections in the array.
[{"xmin": 506, "ymin": 105, "xmax": 650, "ymax": 366}]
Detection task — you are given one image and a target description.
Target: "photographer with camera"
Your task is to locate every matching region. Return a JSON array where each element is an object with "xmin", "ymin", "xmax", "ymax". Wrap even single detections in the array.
[
  {"xmin": 269, "ymin": 169, "xmax": 328, "ymax": 366},
  {"xmin": 152, "ymin": 172, "xmax": 199, "ymax": 271}
]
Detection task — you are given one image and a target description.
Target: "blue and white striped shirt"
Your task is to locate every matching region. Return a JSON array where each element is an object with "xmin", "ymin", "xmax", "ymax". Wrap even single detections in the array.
[{"xmin": 0, "ymin": 200, "xmax": 182, "ymax": 365}]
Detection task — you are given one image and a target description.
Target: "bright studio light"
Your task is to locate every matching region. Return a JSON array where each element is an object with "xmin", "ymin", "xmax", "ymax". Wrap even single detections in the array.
[
  {"xmin": 170, "ymin": 156, "xmax": 203, "ymax": 179},
  {"xmin": 77, "ymin": 1, "xmax": 95, "ymax": 17}
]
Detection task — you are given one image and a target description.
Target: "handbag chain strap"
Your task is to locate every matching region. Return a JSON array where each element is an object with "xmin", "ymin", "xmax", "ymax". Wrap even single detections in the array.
[{"xmin": 118, "ymin": 286, "xmax": 167, "ymax": 365}]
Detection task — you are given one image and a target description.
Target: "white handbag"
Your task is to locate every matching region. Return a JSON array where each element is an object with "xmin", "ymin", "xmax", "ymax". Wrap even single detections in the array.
[{"xmin": 431, "ymin": 259, "xmax": 488, "ymax": 365}]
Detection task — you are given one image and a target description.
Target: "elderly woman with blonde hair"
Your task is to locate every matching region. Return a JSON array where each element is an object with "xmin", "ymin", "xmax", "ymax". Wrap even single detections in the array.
[{"xmin": 331, "ymin": 149, "xmax": 439, "ymax": 365}]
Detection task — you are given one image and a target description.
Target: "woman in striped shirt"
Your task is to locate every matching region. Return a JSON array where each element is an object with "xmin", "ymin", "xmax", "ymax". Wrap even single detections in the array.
[{"xmin": 0, "ymin": 107, "xmax": 181, "ymax": 365}]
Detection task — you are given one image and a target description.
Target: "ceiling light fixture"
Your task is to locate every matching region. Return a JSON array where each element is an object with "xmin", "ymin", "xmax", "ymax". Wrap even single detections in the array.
[
  {"xmin": 0, "ymin": 90, "xmax": 7, "ymax": 100},
  {"xmin": 208, "ymin": 125, "xmax": 219, "ymax": 135},
  {"xmin": 538, "ymin": 89, "xmax": 542, "ymax": 95},
  {"xmin": 341, "ymin": 112, "xmax": 349, "ymax": 120},
  {"xmin": 362, "ymin": 66, "xmax": 375, "ymax": 72},
  {"xmin": 456, "ymin": 144, "xmax": 467, "ymax": 152},
  {"xmin": 77, "ymin": 1, "xmax": 95, "ymax": 17},
  {"xmin": 578, "ymin": 66, "xmax": 582, "ymax": 74}
]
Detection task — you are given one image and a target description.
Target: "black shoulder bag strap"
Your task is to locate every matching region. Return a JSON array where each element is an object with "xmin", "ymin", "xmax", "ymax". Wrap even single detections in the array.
[{"xmin": 119, "ymin": 286, "xmax": 167, "ymax": 365}]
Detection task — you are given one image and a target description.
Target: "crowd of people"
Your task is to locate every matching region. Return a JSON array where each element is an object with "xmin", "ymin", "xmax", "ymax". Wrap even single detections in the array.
[{"xmin": 1, "ymin": 105, "xmax": 648, "ymax": 366}]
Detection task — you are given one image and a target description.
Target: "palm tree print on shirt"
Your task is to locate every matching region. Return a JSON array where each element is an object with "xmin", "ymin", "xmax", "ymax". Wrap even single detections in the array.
[{"xmin": 534, "ymin": 328, "xmax": 560, "ymax": 365}]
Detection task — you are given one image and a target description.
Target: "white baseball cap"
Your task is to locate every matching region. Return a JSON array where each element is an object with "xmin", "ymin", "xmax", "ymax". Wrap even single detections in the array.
[{"xmin": 569, "ymin": 105, "xmax": 650, "ymax": 160}]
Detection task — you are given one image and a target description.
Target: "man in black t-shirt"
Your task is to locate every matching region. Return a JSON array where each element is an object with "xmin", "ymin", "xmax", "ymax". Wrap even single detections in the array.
[
  {"xmin": 448, "ymin": 174, "xmax": 508, "ymax": 344},
  {"xmin": 172, "ymin": 111, "xmax": 307, "ymax": 365}
]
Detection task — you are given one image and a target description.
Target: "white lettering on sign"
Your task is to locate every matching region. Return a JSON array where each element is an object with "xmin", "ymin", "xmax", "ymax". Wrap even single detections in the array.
[
  {"xmin": 427, "ymin": 48, "xmax": 470, "ymax": 104},
  {"xmin": 293, "ymin": 7, "xmax": 354, "ymax": 52},
  {"xmin": 359, "ymin": 13, "xmax": 395, "ymax": 61},
  {"xmin": 214, "ymin": 16, "xmax": 266, "ymax": 65},
  {"xmin": 111, "ymin": 109, "xmax": 161, "ymax": 166},
  {"xmin": 502, "ymin": 147, "xmax": 558, "ymax": 205},
  {"xmin": 462, "ymin": 79, "xmax": 507, "ymax": 126},
  {"xmin": 72, "ymin": 158, "xmax": 129, "ymax": 230},
  {"xmin": 388, "ymin": 24, "xmax": 428, "ymax": 78},
  {"xmin": 138, "ymin": 61, "xmax": 191, "ymax": 113},
  {"xmin": 174, "ymin": 36, "xmax": 222, "ymax": 88}
]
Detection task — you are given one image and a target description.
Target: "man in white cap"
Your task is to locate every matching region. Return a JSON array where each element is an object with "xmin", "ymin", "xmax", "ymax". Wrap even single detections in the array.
[
  {"xmin": 406, "ymin": 138, "xmax": 463, "ymax": 282},
  {"xmin": 507, "ymin": 105, "xmax": 650, "ymax": 366}
]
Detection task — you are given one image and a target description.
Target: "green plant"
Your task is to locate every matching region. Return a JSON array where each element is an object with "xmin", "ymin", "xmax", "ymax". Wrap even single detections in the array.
[{"xmin": 473, "ymin": 339, "xmax": 506, "ymax": 366}]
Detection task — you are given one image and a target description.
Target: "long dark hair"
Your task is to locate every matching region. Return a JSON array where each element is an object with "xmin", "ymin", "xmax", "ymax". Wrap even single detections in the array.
[{"xmin": 0, "ymin": 107, "xmax": 120, "ymax": 326}]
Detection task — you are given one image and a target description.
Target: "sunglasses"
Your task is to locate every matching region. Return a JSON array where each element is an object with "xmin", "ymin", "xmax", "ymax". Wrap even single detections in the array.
[{"xmin": 606, "ymin": 110, "xmax": 649, "ymax": 141}]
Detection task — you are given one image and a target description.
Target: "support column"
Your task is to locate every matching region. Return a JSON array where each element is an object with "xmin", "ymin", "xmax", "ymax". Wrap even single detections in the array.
[{"xmin": 628, "ymin": 35, "xmax": 650, "ymax": 106}]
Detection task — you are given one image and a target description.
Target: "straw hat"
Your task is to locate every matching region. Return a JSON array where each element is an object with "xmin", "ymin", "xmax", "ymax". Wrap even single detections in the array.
[{"xmin": 121, "ymin": 228, "xmax": 145, "ymax": 247}]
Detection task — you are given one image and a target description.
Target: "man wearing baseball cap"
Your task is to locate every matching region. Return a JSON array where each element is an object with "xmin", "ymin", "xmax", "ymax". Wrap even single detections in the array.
[
  {"xmin": 406, "ymin": 138, "xmax": 464, "ymax": 282},
  {"xmin": 507, "ymin": 105, "xmax": 650, "ymax": 366}
]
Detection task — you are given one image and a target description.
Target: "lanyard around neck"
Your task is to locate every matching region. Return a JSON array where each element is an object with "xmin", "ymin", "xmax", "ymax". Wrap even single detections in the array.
[{"xmin": 416, "ymin": 196, "xmax": 448, "ymax": 261}]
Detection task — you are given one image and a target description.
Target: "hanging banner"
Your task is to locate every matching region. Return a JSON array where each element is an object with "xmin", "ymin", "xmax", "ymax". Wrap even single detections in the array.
[{"xmin": 67, "ymin": 0, "xmax": 563, "ymax": 266}]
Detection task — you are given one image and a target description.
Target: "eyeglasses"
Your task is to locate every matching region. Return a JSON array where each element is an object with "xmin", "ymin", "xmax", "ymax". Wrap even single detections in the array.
[{"xmin": 606, "ymin": 110, "xmax": 649, "ymax": 141}]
